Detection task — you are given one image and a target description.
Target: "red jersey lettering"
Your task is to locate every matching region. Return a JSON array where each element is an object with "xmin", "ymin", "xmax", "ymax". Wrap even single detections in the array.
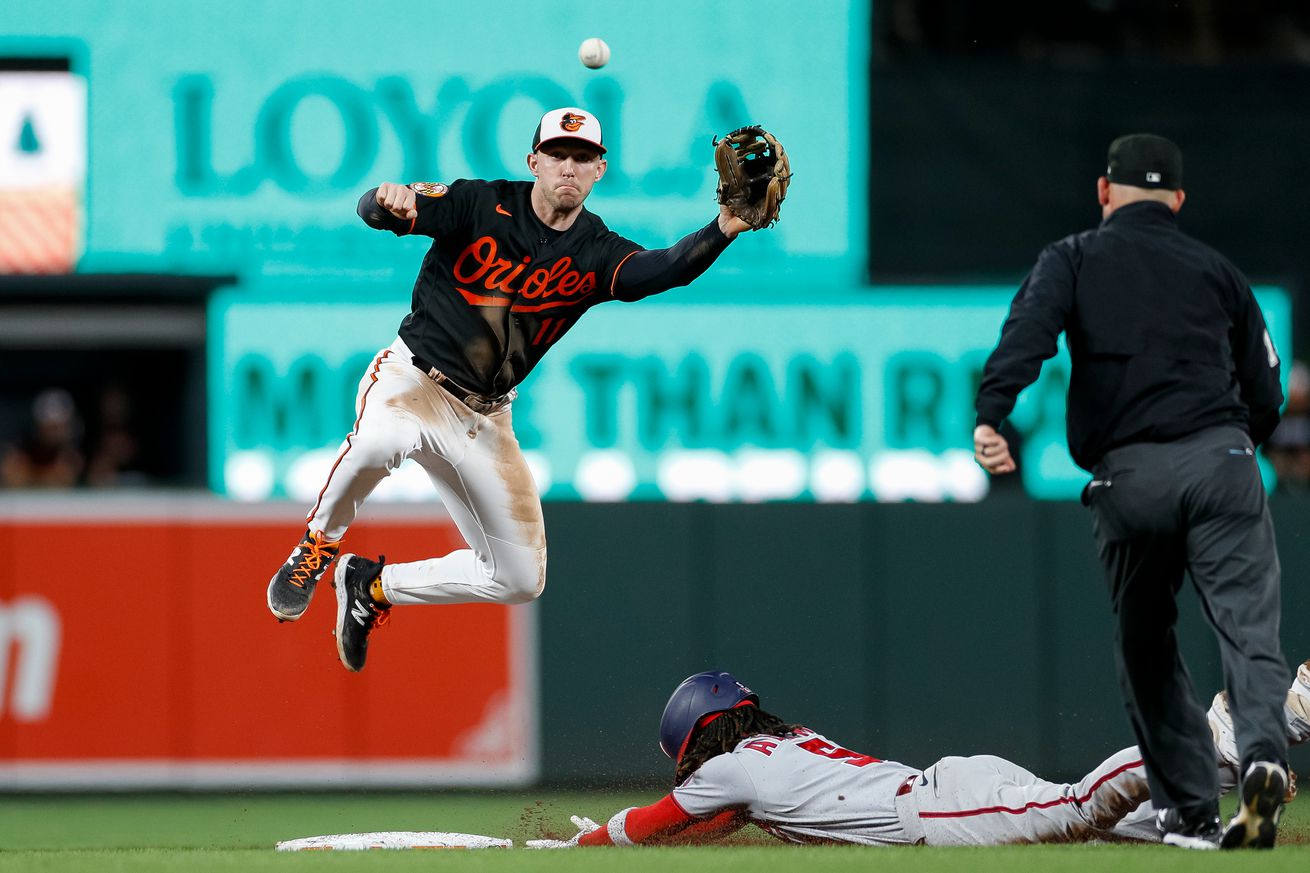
[
  {"xmin": 743, "ymin": 739, "xmax": 778, "ymax": 756},
  {"xmin": 798, "ymin": 736, "xmax": 880, "ymax": 768}
]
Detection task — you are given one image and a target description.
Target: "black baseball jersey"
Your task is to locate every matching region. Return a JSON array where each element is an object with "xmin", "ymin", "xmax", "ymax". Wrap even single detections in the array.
[{"xmin": 376, "ymin": 178, "xmax": 642, "ymax": 396}]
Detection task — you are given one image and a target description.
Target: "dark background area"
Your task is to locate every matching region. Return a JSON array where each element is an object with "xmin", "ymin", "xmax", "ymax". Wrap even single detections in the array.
[
  {"xmin": 868, "ymin": 0, "xmax": 1310, "ymax": 350},
  {"xmin": 875, "ymin": 0, "xmax": 1310, "ymax": 65}
]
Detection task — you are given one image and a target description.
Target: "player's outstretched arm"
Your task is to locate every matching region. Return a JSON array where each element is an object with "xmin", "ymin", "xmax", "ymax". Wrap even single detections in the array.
[
  {"xmin": 611, "ymin": 216, "xmax": 741, "ymax": 302},
  {"xmin": 357, "ymin": 182, "xmax": 418, "ymax": 233},
  {"xmin": 549, "ymin": 794, "xmax": 740, "ymax": 847},
  {"xmin": 645, "ymin": 809, "xmax": 748, "ymax": 845},
  {"xmin": 523, "ymin": 815, "xmax": 602, "ymax": 849}
]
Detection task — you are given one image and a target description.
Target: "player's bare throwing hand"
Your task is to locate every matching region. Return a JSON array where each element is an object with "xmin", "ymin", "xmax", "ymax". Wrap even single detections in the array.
[{"xmin": 266, "ymin": 107, "xmax": 776, "ymax": 672}]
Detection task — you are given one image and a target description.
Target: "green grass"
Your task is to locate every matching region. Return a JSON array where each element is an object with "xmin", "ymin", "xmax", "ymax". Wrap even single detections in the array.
[{"xmin": 1, "ymin": 791, "xmax": 1307, "ymax": 872}]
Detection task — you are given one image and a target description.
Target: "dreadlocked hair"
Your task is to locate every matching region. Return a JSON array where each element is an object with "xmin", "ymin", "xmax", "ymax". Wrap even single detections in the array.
[{"xmin": 674, "ymin": 706, "xmax": 804, "ymax": 786}]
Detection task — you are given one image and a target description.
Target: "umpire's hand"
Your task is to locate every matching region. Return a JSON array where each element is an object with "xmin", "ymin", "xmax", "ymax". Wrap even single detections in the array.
[
  {"xmin": 376, "ymin": 182, "xmax": 418, "ymax": 220},
  {"xmin": 973, "ymin": 424, "xmax": 1016, "ymax": 474}
]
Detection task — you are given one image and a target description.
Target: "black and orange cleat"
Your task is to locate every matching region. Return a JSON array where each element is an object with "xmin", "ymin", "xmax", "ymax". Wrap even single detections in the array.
[
  {"xmin": 267, "ymin": 530, "xmax": 341, "ymax": 622},
  {"xmin": 332, "ymin": 553, "xmax": 390, "ymax": 672}
]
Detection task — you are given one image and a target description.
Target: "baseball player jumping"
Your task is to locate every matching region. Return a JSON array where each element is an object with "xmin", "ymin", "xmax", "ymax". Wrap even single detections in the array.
[
  {"xmin": 265, "ymin": 107, "xmax": 785, "ymax": 672},
  {"xmin": 526, "ymin": 665, "xmax": 1309, "ymax": 849}
]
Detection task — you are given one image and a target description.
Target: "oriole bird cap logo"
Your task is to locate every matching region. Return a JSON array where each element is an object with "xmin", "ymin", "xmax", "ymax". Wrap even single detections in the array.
[{"xmin": 533, "ymin": 107, "xmax": 605, "ymax": 153}]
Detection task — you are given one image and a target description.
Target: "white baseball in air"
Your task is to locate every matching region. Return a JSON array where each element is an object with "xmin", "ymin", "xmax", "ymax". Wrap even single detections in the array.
[{"xmin": 578, "ymin": 37, "xmax": 610, "ymax": 69}]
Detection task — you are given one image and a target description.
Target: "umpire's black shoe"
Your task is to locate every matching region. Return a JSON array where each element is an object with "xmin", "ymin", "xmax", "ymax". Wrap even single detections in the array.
[
  {"xmin": 1156, "ymin": 806, "xmax": 1221, "ymax": 850},
  {"xmin": 267, "ymin": 530, "xmax": 341, "ymax": 622},
  {"xmin": 333, "ymin": 553, "xmax": 390, "ymax": 673},
  {"xmin": 1220, "ymin": 761, "xmax": 1287, "ymax": 849}
]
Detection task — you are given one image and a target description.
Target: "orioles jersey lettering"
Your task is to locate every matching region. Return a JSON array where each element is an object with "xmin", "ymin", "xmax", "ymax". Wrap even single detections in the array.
[
  {"xmin": 389, "ymin": 178, "xmax": 642, "ymax": 396},
  {"xmin": 451, "ymin": 236, "xmax": 598, "ymax": 307}
]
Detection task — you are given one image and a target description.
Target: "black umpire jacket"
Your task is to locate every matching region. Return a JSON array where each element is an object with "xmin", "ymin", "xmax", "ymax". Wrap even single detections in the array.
[{"xmin": 975, "ymin": 200, "xmax": 1283, "ymax": 472}]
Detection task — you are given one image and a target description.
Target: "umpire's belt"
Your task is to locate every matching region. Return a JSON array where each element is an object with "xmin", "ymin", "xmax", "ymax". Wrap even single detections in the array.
[{"xmin": 411, "ymin": 356, "xmax": 516, "ymax": 414}]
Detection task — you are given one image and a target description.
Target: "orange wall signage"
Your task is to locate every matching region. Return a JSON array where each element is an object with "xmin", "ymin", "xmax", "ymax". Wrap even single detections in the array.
[{"xmin": 0, "ymin": 499, "xmax": 536, "ymax": 787}]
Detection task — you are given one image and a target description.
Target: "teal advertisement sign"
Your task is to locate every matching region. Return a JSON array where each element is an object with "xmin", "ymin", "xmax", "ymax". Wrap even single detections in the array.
[
  {"xmin": 2, "ymin": 0, "xmax": 866, "ymax": 282},
  {"xmin": 210, "ymin": 286, "xmax": 1291, "ymax": 503}
]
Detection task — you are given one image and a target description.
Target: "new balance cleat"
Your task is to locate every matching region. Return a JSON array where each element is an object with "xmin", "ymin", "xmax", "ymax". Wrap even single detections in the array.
[
  {"xmin": 333, "ymin": 553, "xmax": 389, "ymax": 673},
  {"xmin": 1220, "ymin": 761, "xmax": 1287, "ymax": 849},
  {"xmin": 267, "ymin": 530, "xmax": 341, "ymax": 622},
  {"xmin": 1157, "ymin": 807, "xmax": 1221, "ymax": 850}
]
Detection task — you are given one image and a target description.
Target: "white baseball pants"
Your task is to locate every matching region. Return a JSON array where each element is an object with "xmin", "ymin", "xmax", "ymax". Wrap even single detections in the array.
[
  {"xmin": 900, "ymin": 747, "xmax": 1150, "ymax": 845},
  {"xmin": 305, "ymin": 337, "xmax": 547, "ymax": 606}
]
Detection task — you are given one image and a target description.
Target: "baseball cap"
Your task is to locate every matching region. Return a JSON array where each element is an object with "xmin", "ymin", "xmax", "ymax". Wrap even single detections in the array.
[
  {"xmin": 531, "ymin": 107, "xmax": 606, "ymax": 155},
  {"xmin": 1106, "ymin": 133, "xmax": 1183, "ymax": 190}
]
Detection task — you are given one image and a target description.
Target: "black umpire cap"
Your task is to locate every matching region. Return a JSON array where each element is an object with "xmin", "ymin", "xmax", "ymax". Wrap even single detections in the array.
[{"xmin": 1106, "ymin": 134, "xmax": 1183, "ymax": 190}]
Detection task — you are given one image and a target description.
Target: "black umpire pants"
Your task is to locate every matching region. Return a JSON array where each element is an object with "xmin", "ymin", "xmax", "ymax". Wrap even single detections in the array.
[{"xmin": 1084, "ymin": 425, "xmax": 1289, "ymax": 815}]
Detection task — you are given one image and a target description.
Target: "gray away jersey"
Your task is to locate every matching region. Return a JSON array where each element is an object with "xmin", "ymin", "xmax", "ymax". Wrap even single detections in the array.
[{"xmin": 672, "ymin": 728, "xmax": 920, "ymax": 845}]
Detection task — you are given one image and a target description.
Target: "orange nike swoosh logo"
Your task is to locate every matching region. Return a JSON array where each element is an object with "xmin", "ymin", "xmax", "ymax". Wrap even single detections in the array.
[{"xmin": 495, "ymin": 203, "xmax": 512, "ymax": 216}]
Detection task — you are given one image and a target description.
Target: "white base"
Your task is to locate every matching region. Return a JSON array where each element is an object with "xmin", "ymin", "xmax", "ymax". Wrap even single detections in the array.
[{"xmin": 276, "ymin": 831, "xmax": 512, "ymax": 851}]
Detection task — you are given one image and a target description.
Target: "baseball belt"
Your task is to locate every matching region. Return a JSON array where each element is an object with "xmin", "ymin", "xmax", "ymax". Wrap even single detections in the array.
[{"xmin": 411, "ymin": 356, "xmax": 516, "ymax": 415}]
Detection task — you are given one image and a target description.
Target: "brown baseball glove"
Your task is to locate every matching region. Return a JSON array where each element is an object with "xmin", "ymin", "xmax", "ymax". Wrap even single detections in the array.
[{"xmin": 714, "ymin": 125, "xmax": 791, "ymax": 230}]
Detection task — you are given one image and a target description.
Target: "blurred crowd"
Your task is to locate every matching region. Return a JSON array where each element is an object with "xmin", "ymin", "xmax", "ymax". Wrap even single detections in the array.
[{"xmin": 1, "ymin": 386, "xmax": 145, "ymax": 489}]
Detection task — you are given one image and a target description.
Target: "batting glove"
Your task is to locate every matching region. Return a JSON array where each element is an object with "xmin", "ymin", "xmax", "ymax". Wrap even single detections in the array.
[{"xmin": 524, "ymin": 815, "xmax": 602, "ymax": 849}]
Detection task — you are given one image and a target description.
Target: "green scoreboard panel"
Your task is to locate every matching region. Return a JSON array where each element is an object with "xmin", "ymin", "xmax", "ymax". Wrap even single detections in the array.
[
  {"xmin": 2, "ymin": 0, "xmax": 866, "ymax": 281},
  {"xmin": 210, "ymin": 285, "xmax": 1290, "ymax": 502}
]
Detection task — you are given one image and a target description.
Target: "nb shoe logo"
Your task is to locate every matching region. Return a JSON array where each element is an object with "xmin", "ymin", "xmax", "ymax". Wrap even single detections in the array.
[{"xmin": 350, "ymin": 599, "xmax": 371, "ymax": 626}]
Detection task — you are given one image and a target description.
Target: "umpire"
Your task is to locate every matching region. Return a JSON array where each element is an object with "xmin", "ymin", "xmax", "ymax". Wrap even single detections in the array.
[{"xmin": 972, "ymin": 134, "xmax": 1290, "ymax": 849}]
